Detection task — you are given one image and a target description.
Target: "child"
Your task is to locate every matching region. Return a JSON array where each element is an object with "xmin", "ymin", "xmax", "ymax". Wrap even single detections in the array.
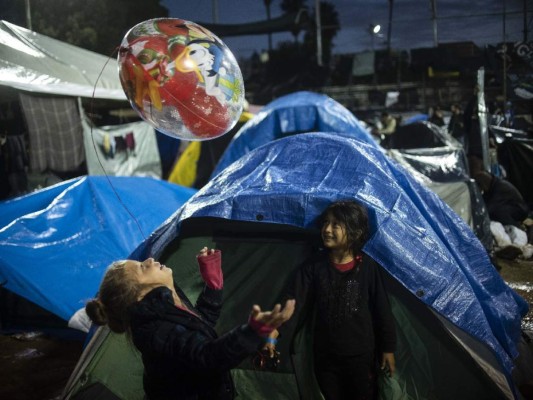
[
  {"xmin": 86, "ymin": 247, "xmax": 295, "ymax": 400},
  {"xmin": 268, "ymin": 200, "xmax": 396, "ymax": 400}
]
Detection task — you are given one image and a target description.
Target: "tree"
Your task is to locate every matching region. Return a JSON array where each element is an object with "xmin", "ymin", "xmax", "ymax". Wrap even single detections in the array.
[
  {"xmin": 22, "ymin": 0, "xmax": 168, "ymax": 56},
  {"xmin": 280, "ymin": 0, "xmax": 307, "ymax": 39},
  {"xmin": 304, "ymin": 1, "xmax": 339, "ymax": 65}
]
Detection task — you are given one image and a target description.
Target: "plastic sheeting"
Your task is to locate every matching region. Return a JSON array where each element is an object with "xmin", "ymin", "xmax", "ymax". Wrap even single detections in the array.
[
  {"xmin": 138, "ymin": 132, "xmax": 526, "ymax": 381},
  {"xmin": 0, "ymin": 176, "xmax": 196, "ymax": 321},
  {"xmin": 211, "ymin": 91, "xmax": 377, "ymax": 177},
  {"xmin": 390, "ymin": 121, "xmax": 460, "ymax": 151},
  {"xmin": 0, "ymin": 20, "xmax": 126, "ymax": 100},
  {"xmin": 497, "ymin": 137, "xmax": 533, "ymax": 207},
  {"xmin": 82, "ymin": 111, "xmax": 162, "ymax": 178},
  {"xmin": 386, "ymin": 123, "xmax": 493, "ymax": 250}
]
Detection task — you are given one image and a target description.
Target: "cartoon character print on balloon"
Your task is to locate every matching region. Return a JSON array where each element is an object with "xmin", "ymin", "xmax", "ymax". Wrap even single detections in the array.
[{"xmin": 118, "ymin": 18, "xmax": 244, "ymax": 141}]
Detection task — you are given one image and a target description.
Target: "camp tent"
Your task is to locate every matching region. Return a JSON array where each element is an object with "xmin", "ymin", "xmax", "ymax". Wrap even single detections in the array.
[
  {"xmin": 0, "ymin": 20, "xmax": 125, "ymax": 100},
  {"xmin": 386, "ymin": 121, "xmax": 492, "ymax": 249},
  {"xmin": 0, "ymin": 20, "xmax": 173, "ymax": 193},
  {"xmin": 64, "ymin": 133, "xmax": 528, "ymax": 400},
  {"xmin": 211, "ymin": 91, "xmax": 377, "ymax": 177},
  {"xmin": 211, "ymin": 94, "xmax": 491, "ymax": 249},
  {"xmin": 0, "ymin": 176, "xmax": 196, "ymax": 331},
  {"xmin": 490, "ymin": 125, "xmax": 533, "ymax": 208}
]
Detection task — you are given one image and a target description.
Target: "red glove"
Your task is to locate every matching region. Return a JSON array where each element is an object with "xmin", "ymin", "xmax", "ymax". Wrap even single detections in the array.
[{"xmin": 197, "ymin": 249, "xmax": 223, "ymax": 290}]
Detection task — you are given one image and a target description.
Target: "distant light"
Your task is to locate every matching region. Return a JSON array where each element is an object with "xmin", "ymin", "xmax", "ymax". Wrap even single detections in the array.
[{"xmin": 373, "ymin": 25, "xmax": 381, "ymax": 34}]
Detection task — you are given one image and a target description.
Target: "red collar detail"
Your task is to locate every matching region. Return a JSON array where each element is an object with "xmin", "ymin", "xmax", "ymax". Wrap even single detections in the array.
[{"xmin": 332, "ymin": 254, "xmax": 363, "ymax": 272}]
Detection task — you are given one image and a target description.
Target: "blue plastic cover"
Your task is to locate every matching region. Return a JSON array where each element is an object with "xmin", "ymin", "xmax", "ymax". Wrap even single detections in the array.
[
  {"xmin": 402, "ymin": 113, "xmax": 429, "ymax": 125},
  {"xmin": 0, "ymin": 176, "xmax": 196, "ymax": 321},
  {"xmin": 140, "ymin": 132, "xmax": 526, "ymax": 378},
  {"xmin": 212, "ymin": 91, "xmax": 377, "ymax": 177}
]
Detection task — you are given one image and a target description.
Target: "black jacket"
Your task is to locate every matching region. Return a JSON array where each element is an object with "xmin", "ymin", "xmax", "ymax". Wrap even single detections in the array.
[
  {"xmin": 484, "ymin": 176, "xmax": 529, "ymax": 227},
  {"xmin": 129, "ymin": 285, "xmax": 263, "ymax": 400},
  {"xmin": 284, "ymin": 251, "xmax": 396, "ymax": 357}
]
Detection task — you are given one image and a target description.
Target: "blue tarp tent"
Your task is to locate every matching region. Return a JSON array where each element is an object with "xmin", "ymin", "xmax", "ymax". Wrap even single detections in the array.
[
  {"xmin": 144, "ymin": 133, "xmax": 524, "ymax": 390},
  {"xmin": 0, "ymin": 176, "xmax": 196, "ymax": 322},
  {"xmin": 65, "ymin": 133, "xmax": 528, "ymax": 400},
  {"xmin": 211, "ymin": 91, "xmax": 377, "ymax": 177}
]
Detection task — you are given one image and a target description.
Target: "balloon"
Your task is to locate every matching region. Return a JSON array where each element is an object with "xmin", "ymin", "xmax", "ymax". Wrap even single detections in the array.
[{"xmin": 118, "ymin": 18, "xmax": 245, "ymax": 141}]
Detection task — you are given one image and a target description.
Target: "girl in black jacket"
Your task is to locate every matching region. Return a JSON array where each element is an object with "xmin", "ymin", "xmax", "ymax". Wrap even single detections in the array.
[
  {"xmin": 267, "ymin": 200, "xmax": 396, "ymax": 400},
  {"xmin": 86, "ymin": 247, "xmax": 295, "ymax": 400}
]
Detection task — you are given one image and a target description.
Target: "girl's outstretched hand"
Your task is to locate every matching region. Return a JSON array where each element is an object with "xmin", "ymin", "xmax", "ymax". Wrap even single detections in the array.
[{"xmin": 250, "ymin": 299, "xmax": 295, "ymax": 329}]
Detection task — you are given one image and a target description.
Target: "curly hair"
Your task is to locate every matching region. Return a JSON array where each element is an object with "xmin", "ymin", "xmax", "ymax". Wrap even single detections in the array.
[
  {"xmin": 319, "ymin": 200, "xmax": 370, "ymax": 255},
  {"xmin": 85, "ymin": 260, "xmax": 153, "ymax": 335}
]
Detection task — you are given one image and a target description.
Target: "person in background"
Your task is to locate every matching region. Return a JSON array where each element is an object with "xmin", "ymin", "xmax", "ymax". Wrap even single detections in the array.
[
  {"xmin": 372, "ymin": 111, "xmax": 397, "ymax": 148},
  {"xmin": 473, "ymin": 171, "xmax": 532, "ymax": 260},
  {"xmin": 429, "ymin": 105, "xmax": 445, "ymax": 127},
  {"xmin": 85, "ymin": 247, "xmax": 295, "ymax": 400},
  {"xmin": 267, "ymin": 200, "xmax": 396, "ymax": 400},
  {"xmin": 448, "ymin": 103, "xmax": 466, "ymax": 146}
]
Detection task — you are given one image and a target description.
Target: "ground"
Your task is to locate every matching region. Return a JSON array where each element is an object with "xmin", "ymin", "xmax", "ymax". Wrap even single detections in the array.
[
  {"xmin": 497, "ymin": 256, "xmax": 533, "ymax": 331},
  {"xmin": 0, "ymin": 257, "xmax": 530, "ymax": 400},
  {"xmin": 0, "ymin": 333, "xmax": 83, "ymax": 400}
]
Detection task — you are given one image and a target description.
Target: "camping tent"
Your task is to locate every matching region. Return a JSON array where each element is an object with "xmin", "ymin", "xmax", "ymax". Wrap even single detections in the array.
[
  {"xmin": 490, "ymin": 125, "xmax": 533, "ymax": 208},
  {"xmin": 0, "ymin": 176, "xmax": 196, "ymax": 330},
  {"xmin": 211, "ymin": 94, "xmax": 491, "ymax": 249},
  {"xmin": 211, "ymin": 91, "xmax": 377, "ymax": 177},
  {"xmin": 0, "ymin": 20, "xmax": 125, "ymax": 100},
  {"xmin": 64, "ymin": 133, "xmax": 527, "ymax": 400},
  {"xmin": 386, "ymin": 121, "xmax": 492, "ymax": 249},
  {"xmin": 0, "ymin": 21, "xmax": 173, "ymax": 196}
]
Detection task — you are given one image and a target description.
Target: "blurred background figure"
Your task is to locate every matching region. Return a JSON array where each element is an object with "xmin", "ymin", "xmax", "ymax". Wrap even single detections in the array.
[
  {"xmin": 428, "ymin": 105, "xmax": 445, "ymax": 127},
  {"xmin": 372, "ymin": 111, "xmax": 397, "ymax": 148},
  {"xmin": 474, "ymin": 171, "xmax": 532, "ymax": 260},
  {"xmin": 448, "ymin": 103, "xmax": 466, "ymax": 145}
]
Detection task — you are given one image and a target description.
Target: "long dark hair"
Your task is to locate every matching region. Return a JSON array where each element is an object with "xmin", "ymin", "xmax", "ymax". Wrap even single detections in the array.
[{"xmin": 319, "ymin": 200, "xmax": 369, "ymax": 255}]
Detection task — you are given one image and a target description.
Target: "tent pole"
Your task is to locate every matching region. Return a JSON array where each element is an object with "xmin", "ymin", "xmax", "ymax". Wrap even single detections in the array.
[
  {"xmin": 477, "ymin": 68, "xmax": 490, "ymax": 173},
  {"xmin": 25, "ymin": 0, "xmax": 32, "ymax": 30},
  {"xmin": 503, "ymin": 0, "xmax": 507, "ymax": 104},
  {"xmin": 315, "ymin": 0, "xmax": 323, "ymax": 66},
  {"xmin": 430, "ymin": 0, "xmax": 438, "ymax": 47}
]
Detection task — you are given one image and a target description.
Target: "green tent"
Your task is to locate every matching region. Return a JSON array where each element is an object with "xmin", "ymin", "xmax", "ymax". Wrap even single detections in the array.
[
  {"xmin": 63, "ymin": 218, "xmax": 515, "ymax": 400},
  {"xmin": 62, "ymin": 132, "xmax": 528, "ymax": 399}
]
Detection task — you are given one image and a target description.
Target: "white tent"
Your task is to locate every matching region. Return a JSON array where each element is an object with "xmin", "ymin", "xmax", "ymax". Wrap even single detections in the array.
[
  {"xmin": 0, "ymin": 20, "xmax": 126, "ymax": 100},
  {"xmin": 0, "ymin": 20, "xmax": 163, "ymax": 181}
]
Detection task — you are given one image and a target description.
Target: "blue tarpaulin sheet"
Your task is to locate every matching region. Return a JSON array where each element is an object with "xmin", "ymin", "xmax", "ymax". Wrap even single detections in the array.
[
  {"xmin": 212, "ymin": 91, "xmax": 377, "ymax": 177},
  {"xmin": 139, "ymin": 132, "xmax": 526, "ymax": 379},
  {"xmin": 0, "ymin": 176, "xmax": 196, "ymax": 321}
]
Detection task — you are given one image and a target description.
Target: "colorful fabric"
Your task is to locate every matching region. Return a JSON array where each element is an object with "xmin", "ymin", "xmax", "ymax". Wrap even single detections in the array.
[{"xmin": 168, "ymin": 141, "xmax": 201, "ymax": 187}]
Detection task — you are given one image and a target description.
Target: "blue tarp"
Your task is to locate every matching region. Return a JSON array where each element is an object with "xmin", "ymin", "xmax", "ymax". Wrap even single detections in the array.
[
  {"xmin": 0, "ymin": 176, "xmax": 196, "ymax": 321},
  {"xmin": 137, "ymin": 132, "xmax": 526, "ymax": 380},
  {"xmin": 211, "ymin": 91, "xmax": 377, "ymax": 177}
]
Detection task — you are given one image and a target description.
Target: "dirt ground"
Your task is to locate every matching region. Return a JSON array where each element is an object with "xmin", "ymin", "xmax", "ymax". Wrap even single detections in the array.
[
  {"xmin": 497, "ymin": 257, "xmax": 533, "ymax": 331},
  {"xmin": 0, "ymin": 257, "xmax": 530, "ymax": 400},
  {"xmin": 0, "ymin": 333, "xmax": 83, "ymax": 400}
]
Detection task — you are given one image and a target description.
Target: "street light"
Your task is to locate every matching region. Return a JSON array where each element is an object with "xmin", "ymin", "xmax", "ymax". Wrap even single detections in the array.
[
  {"xmin": 368, "ymin": 24, "xmax": 382, "ymax": 51},
  {"xmin": 368, "ymin": 24, "xmax": 383, "ymax": 87}
]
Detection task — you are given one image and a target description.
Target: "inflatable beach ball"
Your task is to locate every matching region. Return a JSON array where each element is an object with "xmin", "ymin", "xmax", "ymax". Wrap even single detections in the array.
[{"xmin": 118, "ymin": 18, "xmax": 244, "ymax": 141}]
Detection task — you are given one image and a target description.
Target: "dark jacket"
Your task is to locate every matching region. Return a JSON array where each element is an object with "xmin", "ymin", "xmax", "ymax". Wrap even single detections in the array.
[
  {"xmin": 284, "ymin": 251, "xmax": 396, "ymax": 357},
  {"xmin": 484, "ymin": 176, "xmax": 529, "ymax": 227},
  {"xmin": 129, "ymin": 285, "xmax": 263, "ymax": 400}
]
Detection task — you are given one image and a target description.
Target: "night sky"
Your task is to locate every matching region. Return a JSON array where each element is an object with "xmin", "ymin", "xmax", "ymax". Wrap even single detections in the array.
[{"xmin": 162, "ymin": 0, "xmax": 530, "ymax": 59}]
